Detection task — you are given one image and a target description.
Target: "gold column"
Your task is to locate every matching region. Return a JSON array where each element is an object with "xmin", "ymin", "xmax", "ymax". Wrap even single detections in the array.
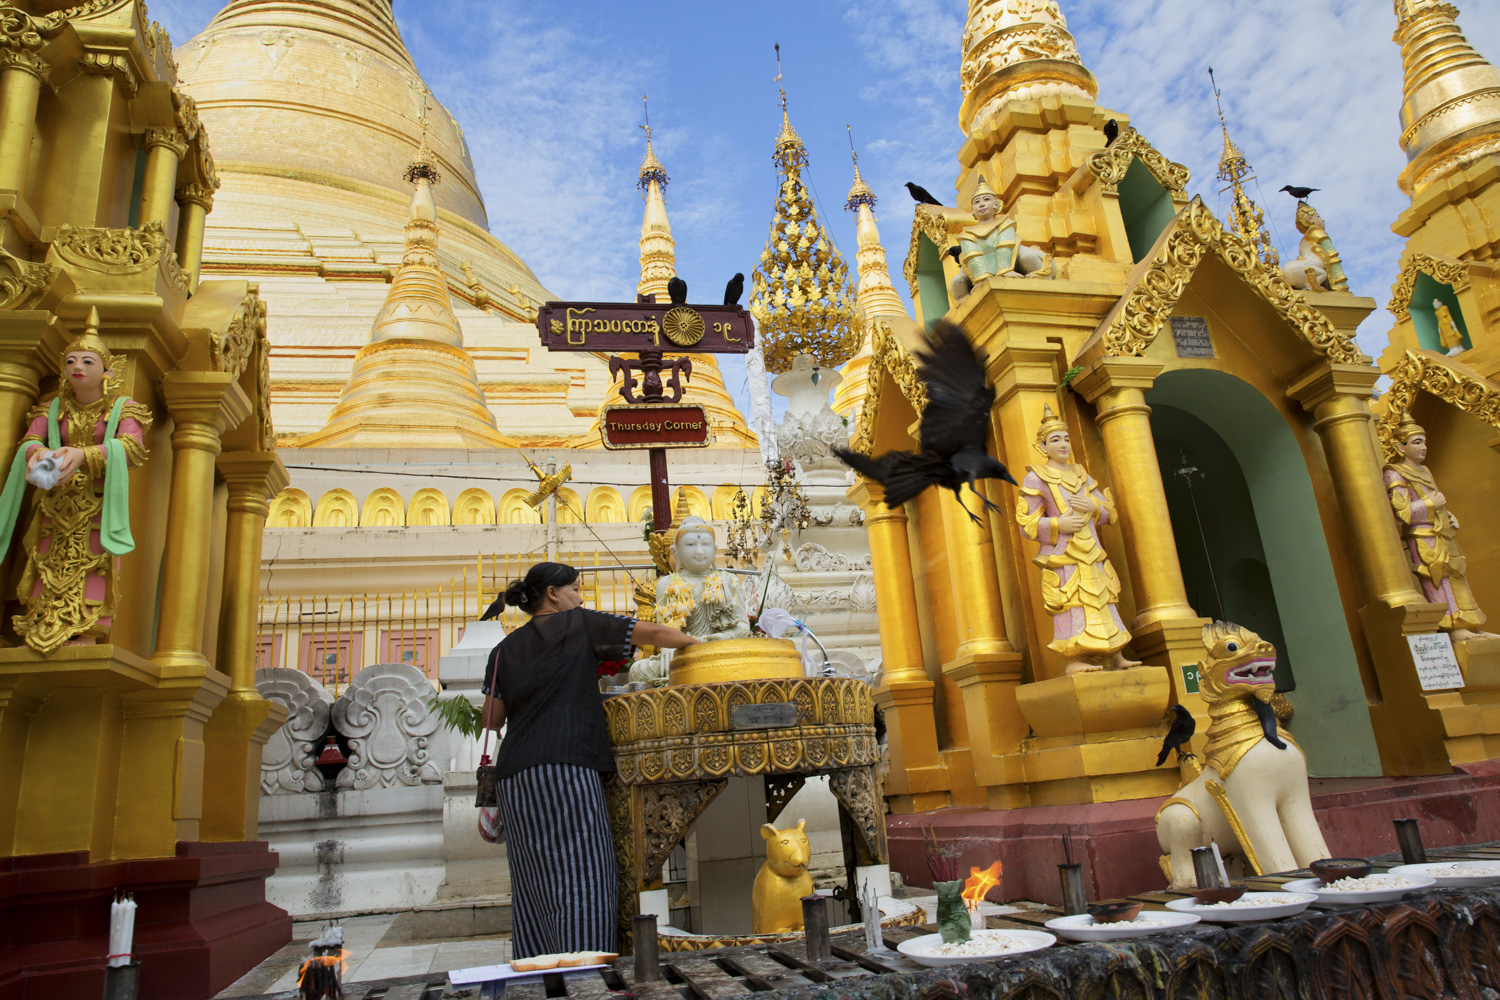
[
  {"xmin": 139, "ymin": 127, "xmax": 187, "ymax": 230},
  {"xmin": 1073, "ymin": 357, "xmax": 1196, "ymax": 627},
  {"xmin": 0, "ymin": 48, "xmax": 47, "ymax": 195},
  {"xmin": 202, "ymin": 452, "xmax": 289, "ymax": 842},
  {"xmin": 153, "ymin": 373, "xmax": 252, "ymax": 671},
  {"xmin": 849, "ymin": 480, "xmax": 948, "ymax": 808},
  {"xmin": 0, "ymin": 328, "xmax": 48, "ymax": 473},
  {"xmin": 174, "ymin": 182, "xmax": 213, "ymax": 292},
  {"xmin": 1290, "ymin": 363, "xmax": 1425, "ymax": 608}
]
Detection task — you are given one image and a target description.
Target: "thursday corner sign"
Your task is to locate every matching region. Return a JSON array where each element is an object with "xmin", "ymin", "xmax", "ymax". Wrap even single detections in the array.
[{"xmin": 600, "ymin": 404, "xmax": 711, "ymax": 450}]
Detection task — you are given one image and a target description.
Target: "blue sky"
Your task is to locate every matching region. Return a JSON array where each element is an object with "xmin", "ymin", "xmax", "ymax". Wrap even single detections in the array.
[{"xmin": 153, "ymin": 1, "xmax": 1500, "ymax": 418}]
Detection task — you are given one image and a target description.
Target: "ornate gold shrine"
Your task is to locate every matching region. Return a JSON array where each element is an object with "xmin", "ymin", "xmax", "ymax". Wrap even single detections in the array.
[{"xmin": 604, "ymin": 676, "xmax": 885, "ymax": 946}]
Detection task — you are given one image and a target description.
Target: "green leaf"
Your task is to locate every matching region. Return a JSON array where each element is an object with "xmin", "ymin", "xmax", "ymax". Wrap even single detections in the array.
[
  {"xmin": 427, "ymin": 694, "xmax": 485, "ymax": 741},
  {"xmin": 1060, "ymin": 365, "xmax": 1085, "ymax": 391}
]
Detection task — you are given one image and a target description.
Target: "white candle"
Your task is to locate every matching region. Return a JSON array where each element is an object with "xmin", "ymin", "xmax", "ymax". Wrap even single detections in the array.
[
  {"xmin": 1210, "ymin": 842, "xmax": 1230, "ymax": 887},
  {"xmin": 107, "ymin": 894, "xmax": 137, "ymax": 968}
]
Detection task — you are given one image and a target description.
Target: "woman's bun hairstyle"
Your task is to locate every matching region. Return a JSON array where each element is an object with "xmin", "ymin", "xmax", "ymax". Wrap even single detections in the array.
[{"xmin": 505, "ymin": 562, "xmax": 580, "ymax": 616}]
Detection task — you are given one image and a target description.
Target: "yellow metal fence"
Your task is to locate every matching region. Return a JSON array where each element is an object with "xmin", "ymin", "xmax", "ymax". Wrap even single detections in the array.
[{"xmin": 256, "ymin": 551, "xmax": 642, "ymax": 692}]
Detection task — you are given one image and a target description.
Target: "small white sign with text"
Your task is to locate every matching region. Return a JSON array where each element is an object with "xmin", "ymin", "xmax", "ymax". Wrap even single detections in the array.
[{"xmin": 1408, "ymin": 633, "xmax": 1464, "ymax": 691}]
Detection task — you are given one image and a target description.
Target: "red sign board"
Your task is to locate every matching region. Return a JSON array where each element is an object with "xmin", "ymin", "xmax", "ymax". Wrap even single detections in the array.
[
  {"xmin": 537, "ymin": 301, "xmax": 754, "ymax": 353},
  {"xmin": 600, "ymin": 404, "xmax": 711, "ymax": 450}
]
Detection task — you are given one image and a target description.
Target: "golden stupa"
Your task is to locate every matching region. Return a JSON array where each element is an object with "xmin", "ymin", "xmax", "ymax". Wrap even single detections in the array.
[{"xmin": 175, "ymin": 0, "xmax": 619, "ymax": 445}]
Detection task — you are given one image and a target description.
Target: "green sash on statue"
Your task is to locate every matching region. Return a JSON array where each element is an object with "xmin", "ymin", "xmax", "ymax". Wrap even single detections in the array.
[{"xmin": 0, "ymin": 396, "xmax": 134, "ymax": 561}]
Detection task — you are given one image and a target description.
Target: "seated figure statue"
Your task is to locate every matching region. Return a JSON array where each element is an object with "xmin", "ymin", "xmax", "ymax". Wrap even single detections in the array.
[
  {"xmin": 627, "ymin": 516, "xmax": 749, "ymax": 686},
  {"xmin": 949, "ymin": 175, "xmax": 1051, "ymax": 301},
  {"xmin": 1280, "ymin": 201, "xmax": 1348, "ymax": 292}
]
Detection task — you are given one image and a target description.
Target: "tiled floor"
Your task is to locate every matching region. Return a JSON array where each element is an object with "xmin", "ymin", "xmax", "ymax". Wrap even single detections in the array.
[{"xmin": 213, "ymin": 914, "xmax": 512, "ymax": 997}]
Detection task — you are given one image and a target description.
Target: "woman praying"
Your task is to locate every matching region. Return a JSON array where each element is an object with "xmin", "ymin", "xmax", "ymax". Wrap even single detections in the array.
[{"xmin": 482, "ymin": 562, "xmax": 698, "ymax": 957}]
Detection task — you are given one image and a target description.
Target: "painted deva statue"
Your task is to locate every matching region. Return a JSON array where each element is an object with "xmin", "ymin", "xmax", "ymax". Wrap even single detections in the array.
[
  {"xmin": 1016, "ymin": 405, "xmax": 1140, "ymax": 674},
  {"xmin": 1384, "ymin": 414, "xmax": 1494, "ymax": 642},
  {"xmin": 948, "ymin": 175, "xmax": 1051, "ymax": 301},
  {"xmin": 0, "ymin": 310, "xmax": 150, "ymax": 654},
  {"xmin": 1280, "ymin": 201, "xmax": 1348, "ymax": 292}
]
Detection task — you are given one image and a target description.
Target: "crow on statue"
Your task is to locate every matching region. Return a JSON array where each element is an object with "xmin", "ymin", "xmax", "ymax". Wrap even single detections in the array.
[{"xmin": 834, "ymin": 321, "xmax": 1016, "ymax": 524}]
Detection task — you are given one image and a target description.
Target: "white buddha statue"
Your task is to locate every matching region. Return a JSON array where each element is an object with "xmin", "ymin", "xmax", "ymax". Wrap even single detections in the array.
[{"xmin": 655, "ymin": 516, "xmax": 751, "ymax": 640}]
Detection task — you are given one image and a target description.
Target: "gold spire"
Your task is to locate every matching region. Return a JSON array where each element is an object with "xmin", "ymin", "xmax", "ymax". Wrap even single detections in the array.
[
  {"xmin": 586, "ymin": 108, "xmax": 756, "ymax": 450},
  {"xmin": 297, "ymin": 122, "xmax": 513, "ymax": 449},
  {"xmin": 1211, "ymin": 70, "xmax": 1279, "ymax": 270},
  {"xmin": 751, "ymin": 46, "xmax": 858, "ymax": 375},
  {"xmin": 1393, "ymin": 0, "xmax": 1500, "ymax": 197},
  {"xmin": 959, "ymin": 0, "xmax": 1098, "ymax": 135},
  {"xmin": 835, "ymin": 133, "xmax": 911, "ymax": 422}
]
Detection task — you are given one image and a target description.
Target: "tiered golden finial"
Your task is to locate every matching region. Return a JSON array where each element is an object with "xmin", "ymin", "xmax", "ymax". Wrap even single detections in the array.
[
  {"xmin": 1392, "ymin": 0, "xmax": 1500, "ymax": 198},
  {"xmin": 834, "ymin": 129, "xmax": 911, "ymax": 422},
  {"xmin": 1211, "ymin": 69, "xmax": 1279, "ymax": 270},
  {"xmin": 958, "ymin": 0, "xmax": 1098, "ymax": 135},
  {"xmin": 636, "ymin": 96, "xmax": 675, "ymax": 305},
  {"xmin": 298, "ymin": 105, "xmax": 513, "ymax": 448},
  {"xmin": 750, "ymin": 44, "xmax": 858, "ymax": 375}
]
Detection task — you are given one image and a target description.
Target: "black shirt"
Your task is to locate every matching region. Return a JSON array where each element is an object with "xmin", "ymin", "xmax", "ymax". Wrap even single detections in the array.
[{"xmin": 482, "ymin": 607, "xmax": 636, "ymax": 779}]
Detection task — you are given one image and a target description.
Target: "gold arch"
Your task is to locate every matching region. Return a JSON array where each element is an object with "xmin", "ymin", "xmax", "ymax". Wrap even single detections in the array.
[
  {"xmin": 850, "ymin": 321, "xmax": 926, "ymax": 456},
  {"xmin": 627, "ymin": 485, "xmax": 654, "ymax": 523},
  {"xmin": 1376, "ymin": 349, "xmax": 1500, "ymax": 462},
  {"xmin": 673, "ymin": 485, "xmax": 711, "ymax": 520},
  {"xmin": 711, "ymin": 484, "xmax": 743, "ymax": 520},
  {"xmin": 586, "ymin": 486, "xmax": 625, "ymax": 523},
  {"xmin": 268, "ymin": 487, "xmax": 312, "ymax": 527},
  {"xmin": 1084, "ymin": 125, "xmax": 1191, "ymax": 194},
  {"xmin": 408, "ymin": 487, "xmax": 450, "ymax": 526},
  {"xmin": 498, "ymin": 488, "xmax": 541, "ymax": 524},
  {"xmin": 453, "ymin": 488, "xmax": 496, "ymax": 525},
  {"xmin": 361, "ymin": 487, "xmax": 406, "ymax": 527},
  {"xmin": 1092, "ymin": 197, "xmax": 1367, "ymax": 365},
  {"xmin": 1386, "ymin": 250, "xmax": 1472, "ymax": 320},
  {"xmin": 555, "ymin": 488, "xmax": 583, "ymax": 524},
  {"xmin": 312, "ymin": 488, "xmax": 357, "ymax": 527}
]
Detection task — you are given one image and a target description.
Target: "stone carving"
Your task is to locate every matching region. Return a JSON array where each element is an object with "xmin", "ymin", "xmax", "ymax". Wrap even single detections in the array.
[
  {"xmin": 775, "ymin": 391, "xmax": 848, "ymax": 467},
  {"xmin": 49, "ymin": 221, "xmax": 190, "ymax": 294},
  {"xmin": 1101, "ymin": 198, "xmax": 1367, "ymax": 365},
  {"xmin": 828, "ymin": 766, "xmax": 889, "ymax": 865},
  {"xmin": 256, "ymin": 667, "xmax": 333, "ymax": 795},
  {"xmin": 640, "ymin": 779, "xmax": 726, "ymax": 881},
  {"xmin": 793, "ymin": 542, "xmax": 872, "ymax": 573},
  {"xmin": 849, "ymin": 573, "xmax": 877, "ymax": 612},
  {"xmin": 331, "ymin": 662, "xmax": 446, "ymax": 789},
  {"xmin": 808, "ymin": 502, "xmax": 864, "ymax": 527}
]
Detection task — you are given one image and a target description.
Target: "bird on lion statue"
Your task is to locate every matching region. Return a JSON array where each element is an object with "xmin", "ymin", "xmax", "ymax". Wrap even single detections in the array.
[{"xmin": 1155, "ymin": 621, "xmax": 1331, "ymax": 889}]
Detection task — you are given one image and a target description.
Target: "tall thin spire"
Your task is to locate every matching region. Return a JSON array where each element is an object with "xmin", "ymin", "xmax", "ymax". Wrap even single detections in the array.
[
  {"xmin": 1211, "ymin": 69, "xmax": 1279, "ymax": 270},
  {"xmin": 834, "ymin": 131, "xmax": 911, "ymax": 423},
  {"xmin": 637, "ymin": 96, "xmax": 675, "ymax": 304},
  {"xmin": 1392, "ymin": 0, "xmax": 1500, "ymax": 197}
]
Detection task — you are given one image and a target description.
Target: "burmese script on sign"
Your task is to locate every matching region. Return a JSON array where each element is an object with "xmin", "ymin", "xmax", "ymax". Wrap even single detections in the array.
[
  {"xmin": 600, "ymin": 404, "xmax": 712, "ymax": 450},
  {"xmin": 536, "ymin": 301, "xmax": 754, "ymax": 353}
]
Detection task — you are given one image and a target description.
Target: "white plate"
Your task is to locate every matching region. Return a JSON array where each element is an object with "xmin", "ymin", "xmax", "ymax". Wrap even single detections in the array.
[
  {"xmin": 1389, "ymin": 861, "xmax": 1500, "ymax": 888},
  {"xmin": 1043, "ymin": 910, "xmax": 1200, "ymax": 942},
  {"xmin": 1164, "ymin": 891, "xmax": 1317, "ymax": 923},
  {"xmin": 1283, "ymin": 874, "xmax": 1437, "ymax": 905},
  {"xmin": 896, "ymin": 929, "xmax": 1056, "ymax": 967}
]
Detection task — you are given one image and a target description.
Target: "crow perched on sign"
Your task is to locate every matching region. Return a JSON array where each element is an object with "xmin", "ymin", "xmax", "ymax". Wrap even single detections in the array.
[
  {"xmin": 1157, "ymin": 705, "xmax": 1197, "ymax": 767},
  {"xmin": 833, "ymin": 321, "xmax": 1016, "ymax": 524},
  {"xmin": 1279, "ymin": 185, "xmax": 1319, "ymax": 200},
  {"xmin": 724, "ymin": 272, "xmax": 744, "ymax": 306},
  {"xmin": 1103, "ymin": 118, "xmax": 1119, "ymax": 145},
  {"xmin": 667, "ymin": 276, "xmax": 688, "ymax": 304},
  {"xmin": 905, "ymin": 182, "xmax": 943, "ymax": 206}
]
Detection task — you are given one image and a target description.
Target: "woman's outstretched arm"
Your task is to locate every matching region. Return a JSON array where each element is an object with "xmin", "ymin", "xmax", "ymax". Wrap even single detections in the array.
[{"xmin": 634, "ymin": 621, "xmax": 700, "ymax": 649}]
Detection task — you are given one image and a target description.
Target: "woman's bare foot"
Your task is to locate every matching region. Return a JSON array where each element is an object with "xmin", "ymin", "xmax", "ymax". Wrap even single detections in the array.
[
  {"xmin": 1451, "ymin": 628, "xmax": 1500, "ymax": 642},
  {"xmin": 1113, "ymin": 650, "xmax": 1142, "ymax": 669},
  {"xmin": 1065, "ymin": 659, "xmax": 1105, "ymax": 675}
]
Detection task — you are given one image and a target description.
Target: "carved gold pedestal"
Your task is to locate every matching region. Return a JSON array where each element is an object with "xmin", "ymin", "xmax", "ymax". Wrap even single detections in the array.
[
  {"xmin": 1010, "ymin": 665, "xmax": 1178, "ymax": 805},
  {"xmin": 667, "ymin": 638, "xmax": 804, "ymax": 686},
  {"xmin": 605, "ymin": 677, "xmax": 884, "ymax": 951}
]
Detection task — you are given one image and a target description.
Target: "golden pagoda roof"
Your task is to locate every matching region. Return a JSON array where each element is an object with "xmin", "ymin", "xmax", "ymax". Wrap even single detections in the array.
[
  {"xmin": 1392, "ymin": 0, "xmax": 1500, "ymax": 197},
  {"xmin": 959, "ymin": 0, "xmax": 1098, "ymax": 134},
  {"xmin": 178, "ymin": 0, "xmax": 488, "ymax": 228}
]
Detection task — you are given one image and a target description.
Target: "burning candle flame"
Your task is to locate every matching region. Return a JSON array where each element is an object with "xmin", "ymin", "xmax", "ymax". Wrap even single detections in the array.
[{"xmin": 961, "ymin": 860, "xmax": 1002, "ymax": 910}]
